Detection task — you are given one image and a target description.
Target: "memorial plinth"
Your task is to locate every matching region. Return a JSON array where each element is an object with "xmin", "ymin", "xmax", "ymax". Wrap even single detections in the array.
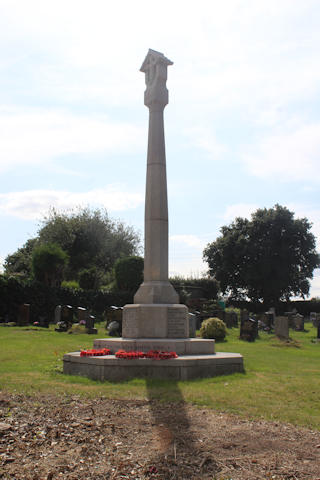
[{"xmin": 63, "ymin": 49, "xmax": 243, "ymax": 381}]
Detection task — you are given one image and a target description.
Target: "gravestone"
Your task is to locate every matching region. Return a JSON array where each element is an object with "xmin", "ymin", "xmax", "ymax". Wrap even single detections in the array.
[
  {"xmin": 55, "ymin": 305, "xmax": 73, "ymax": 332},
  {"xmin": 293, "ymin": 313, "xmax": 304, "ymax": 331},
  {"xmin": 274, "ymin": 316, "xmax": 289, "ymax": 340},
  {"xmin": 77, "ymin": 307, "xmax": 87, "ymax": 324},
  {"xmin": 230, "ymin": 311, "xmax": 238, "ymax": 327},
  {"xmin": 265, "ymin": 308, "xmax": 275, "ymax": 329},
  {"xmin": 188, "ymin": 312, "xmax": 196, "ymax": 337},
  {"xmin": 285, "ymin": 311, "xmax": 296, "ymax": 329},
  {"xmin": 54, "ymin": 305, "xmax": 61, "ymax": 324},
  {"xmin": 257, "ymin": 313, "xmax": 270, "ymax": 331},
  {"xmin": 310, "ymin": 312, "xmax": 317, "ymax": 327},
  {"xmin": 224, "ymin": 312, "xmax": 233, "ymax": 328},
  {"xmin": 86, "ymin": 314, "xmax": 97, "ymax": 334},
  {"xmin": 17, "ymin": 304, "xmax": 30, "ymax": 326},
  {"xmin": 224, "ymin": 310, "xmax": 238, "ymax": 328},
  {"xmin": 315, "ymin": 313, "xmax": 320, "ymax": 339},
  {"xmin": 240, "ymin": 310, "xmax": 258, "ymax": 341}
]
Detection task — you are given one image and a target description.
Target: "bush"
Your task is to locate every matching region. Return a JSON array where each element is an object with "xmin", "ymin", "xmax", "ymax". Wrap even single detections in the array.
[
  {"xmin": 200, "ymin": 317, "xmax": 227, "ymax": 341},
  {"xmin": 61, "ymin": 280, "xmax": 79, "ymax": 289},
  {"xmin": 78, "ymin": 267, "xmax": 99, "ymax": 290}
]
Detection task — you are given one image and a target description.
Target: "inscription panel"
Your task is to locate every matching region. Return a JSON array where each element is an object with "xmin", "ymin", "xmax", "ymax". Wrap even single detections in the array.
[
  {"xmin": 123, "ymin": 309, "xmax": 139, "ymax": 338},
  {"xmin": 167, "ymin": 307, "xmax": 187, "ymax": 338}
]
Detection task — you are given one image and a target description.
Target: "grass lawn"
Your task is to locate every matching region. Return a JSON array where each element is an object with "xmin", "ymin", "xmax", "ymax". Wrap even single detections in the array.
[{"xmin": 0, "ymin": 322, "xmax": 319, "ymax": 430}]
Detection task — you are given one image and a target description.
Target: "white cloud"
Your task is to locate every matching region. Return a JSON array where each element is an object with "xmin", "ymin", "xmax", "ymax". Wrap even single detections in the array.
[
  {"xmin": 0, "ymin": 186, "xmax": 144, "ymax": 220},
  {"xmin": 184, "ymin": 126, "xmax": 228, "ymax": 159},
  {"xmin": 223, "ymin": 203, "xmax": 259, "ymax": 222},
  {"xmin": 242, "ymin": 123, "xmax": 320, "ymax": 182},
  {"xmin": 170, "ymin": 234, "xmax": 205, "ymax": 249},
  {"xmin": 0, "ymin": 107, "xmax": 144, "ymax": 172},
  {"xmin": 169, "ymin": 234, "xmax": 208, "ymax": 278},
  {"xmin": 310, "ymin": 270, "xmax": 320, "ymax": 299}
]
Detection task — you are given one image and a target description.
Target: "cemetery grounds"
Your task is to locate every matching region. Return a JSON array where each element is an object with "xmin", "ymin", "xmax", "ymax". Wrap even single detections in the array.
[{"xmin": 0, "ymin": 323, "xmax": 320, "ymax": 480}]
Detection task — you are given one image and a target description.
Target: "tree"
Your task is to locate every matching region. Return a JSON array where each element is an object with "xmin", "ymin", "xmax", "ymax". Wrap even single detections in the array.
[
  {"xmin": 4, "ymin": 239, "xmax": 38, "ymax": 276},
  {"xmin": 78, "ymin": 267, "xmax": 100, "ymax": 290},
  {"xmin": 203, "ymin": 205, "xmax": 319, "ymax": 306},
  {"xmin": 32, "ymin": 243, "xmax": 69, "ymax": 287},
  {"xmin": 114, "ymin": 256, "xmax": 144, "ymax": 292},
  {"xmin": 5, "ymin": 207, "xmax": 140, "ymax": 281}
]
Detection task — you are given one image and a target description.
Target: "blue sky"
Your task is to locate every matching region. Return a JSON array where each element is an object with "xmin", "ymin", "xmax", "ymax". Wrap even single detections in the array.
[{"xmin": 1, "ymin": 0, "xmax": 320, "ymax": 297}]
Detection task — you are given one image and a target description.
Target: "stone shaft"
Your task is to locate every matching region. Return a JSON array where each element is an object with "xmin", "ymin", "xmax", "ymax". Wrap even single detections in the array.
[{"xmin": 134, "ymin": 49, "xmax": 178, "ymax": 305}]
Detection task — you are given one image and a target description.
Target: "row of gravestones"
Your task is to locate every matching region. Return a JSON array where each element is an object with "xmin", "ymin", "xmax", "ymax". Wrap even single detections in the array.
[
  {"xmin": 54, "ymin": 305, "xmax": 97, "ymax": 333},
  {"xmin": 240, "ymin": 310, "xmax": 320, "ymax": 342},
  {"xmin": 12, "ymin": 303, "xmax": 49, "ymax": 328},
  {"xmin": 6, "ymin": 302, "xmax": 97, "ymax": 334}
]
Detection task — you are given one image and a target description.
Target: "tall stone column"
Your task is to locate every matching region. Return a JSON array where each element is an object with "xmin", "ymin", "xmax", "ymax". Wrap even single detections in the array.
[
  {"xmin": 122, "ymin": 49, "xmax": 188, "ymax": 339},
  {"xmin": 134, "ymin": 49, "xmax": 179, "ymax": 305}
]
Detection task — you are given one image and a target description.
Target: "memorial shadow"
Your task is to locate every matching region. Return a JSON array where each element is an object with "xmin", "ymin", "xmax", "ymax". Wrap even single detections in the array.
[{"xmin": 145, "ymin": 378, "xmax": 219, "ymax": 478}]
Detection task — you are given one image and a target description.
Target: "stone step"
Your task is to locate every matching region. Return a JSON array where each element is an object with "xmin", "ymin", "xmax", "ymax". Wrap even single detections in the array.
[
  {"xmin": 63, "ymin": 351, "xmax": 244, "ymax": 381},
  {"xmin": 93, "ymin": 337, "xmax": 215, "ymax": 355}
]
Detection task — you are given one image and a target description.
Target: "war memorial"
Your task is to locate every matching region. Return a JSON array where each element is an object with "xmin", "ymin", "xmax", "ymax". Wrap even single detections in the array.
[{"xmin": 63, "ymin": 49, "xmax": 243, "ymax": 380}]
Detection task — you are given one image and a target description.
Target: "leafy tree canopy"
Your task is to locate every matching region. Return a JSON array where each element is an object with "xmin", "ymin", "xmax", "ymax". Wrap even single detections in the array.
[
  {"xmin": 114, "ymin": 256, "xmax": 144, "ymax": 292},
  {"xmin": 4, "ymin": 238, "xmax": 38, "ymax": 276},
  {"xmin": 32, "ymin": 243, "xmax": 69, "ymax": 287},
  {"xmin": 203, "ymin": 205, "xmax": 319, "ymax": 306},
  {"xmin": 5, "ymin": 207, "xmax": 141, "ymax": 282}
]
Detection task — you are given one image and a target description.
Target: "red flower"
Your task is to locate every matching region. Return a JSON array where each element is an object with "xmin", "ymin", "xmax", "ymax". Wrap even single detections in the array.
[
  {"xmin": 114, "ymin": 349, "xmax": 178, "ymax": 360},
  {"xmin": 80, "ymin": 348, "xmax": 111, "ymax": 357}
]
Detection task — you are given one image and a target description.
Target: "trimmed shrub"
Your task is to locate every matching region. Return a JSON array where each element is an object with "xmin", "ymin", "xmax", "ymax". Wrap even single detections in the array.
[{"xmin": 200, "ymin": 317, "xmax": 227, "ymax": 341}]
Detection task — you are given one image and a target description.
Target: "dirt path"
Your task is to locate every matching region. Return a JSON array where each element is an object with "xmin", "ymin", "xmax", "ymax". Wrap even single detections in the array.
[{"xmin": 0, "ymin": 392, "xmax": 319, "ymax": 479}]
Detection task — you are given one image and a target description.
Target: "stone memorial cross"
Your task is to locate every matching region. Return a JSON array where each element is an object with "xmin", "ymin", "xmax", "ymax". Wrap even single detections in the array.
[{"xmin": 134, "ymin": 49, "xmax": 178, "ymax": 305}]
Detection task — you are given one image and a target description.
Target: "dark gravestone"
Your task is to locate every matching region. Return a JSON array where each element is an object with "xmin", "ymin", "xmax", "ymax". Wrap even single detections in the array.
[
  {"xmin": 17, "ymin": 304, "xmax": 30, "ymax": 326},
  {"xmin": 86, "ymin": 314, "xmax": 97, "ymax": 334},
  {"xmin": 54, "ymin": 305, "xmax": 61, "ymax": 324},
  {"xmin": 55, "ymin": 305, "xmax": 73, "ymax": 332},
  {"xmin": 38, "ymin": 316, "xmax": 49, "ymax": 328},
  {"xmin": 316, "ymin": 314, "xmax": 320, "ymax": 339},
  {"xmin": 224, "ymin": 312, "xmax": 234, "ymax": 329},
  {"xmin": 274, "ymin": 316, "xmax": 289, "ymax": 340},
  {"xmin": 257, "ymin": 313, "xmax": 270, "ymax": 331},
  {"xmin": 231, "ymin": 311, "xmax": 238, "ymax": 327},
  {"xmin": 293, "ymin": 313, "xmax": 304, "ymax": 331},
  {"xmin": 188, "ymin": 313, "xmax": 196, "ymax": 337},
  {"xmin": 285, "ymin": 311, "xmax": 297, "ymax": 329},
  {"xmin": 240, "ymin": 310, "xmax": 258, "ymax": 341},
  {"xmin": 77, "ymin": 307, "xmax": 87, "ymax": 324},
  {"xmin": 310, "ymin": 312, "xmax": 318, "ymax": 328},
  {"xmin": 106, "ymin": 306, "xmax": 123, "ymax": 336}
]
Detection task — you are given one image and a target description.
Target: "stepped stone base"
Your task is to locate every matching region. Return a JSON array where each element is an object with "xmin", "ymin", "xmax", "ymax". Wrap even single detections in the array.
[
  {"xmin": 93, "ymin": 337, "xmax": 215, "ymax": 355},
  {"xmin": 63, "ymin": 351, "xmax": 244, "ymax": 381}
]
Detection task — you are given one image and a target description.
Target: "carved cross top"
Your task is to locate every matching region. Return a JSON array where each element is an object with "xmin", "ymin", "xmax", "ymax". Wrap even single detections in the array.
[
  {"xmin": 140, "ymin": 48, "xmax": 173, "ymax": 87},
  {"xmin": 140, "ymin": 49, "xmax": 173, "ymax": 107}
]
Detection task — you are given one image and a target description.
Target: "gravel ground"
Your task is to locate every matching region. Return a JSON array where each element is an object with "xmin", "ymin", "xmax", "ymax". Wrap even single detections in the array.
[{"xmin": 0, "ymin": 392, "xmax": 320, "ymax": 480}]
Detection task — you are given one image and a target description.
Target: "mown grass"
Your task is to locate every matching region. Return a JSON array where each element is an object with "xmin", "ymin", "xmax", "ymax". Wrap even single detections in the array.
[{"xmin": 0, "ymin": 322, "xmax": 319, "ymax": 429}]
